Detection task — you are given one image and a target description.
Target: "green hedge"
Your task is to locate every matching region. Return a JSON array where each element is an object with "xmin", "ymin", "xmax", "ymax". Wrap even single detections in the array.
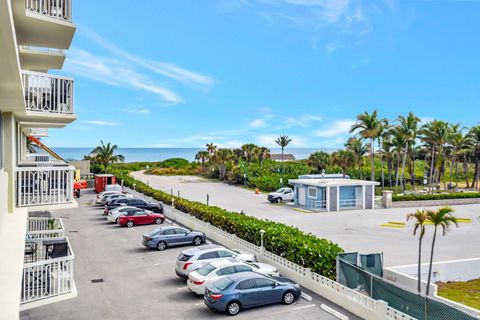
[
  {"xmin": 113, "ymin": 169, "xmax": 343, "ymax": 279},
  {"xmin": 393, "ymin": 192, "xmax": 480, "ymax": 202}
]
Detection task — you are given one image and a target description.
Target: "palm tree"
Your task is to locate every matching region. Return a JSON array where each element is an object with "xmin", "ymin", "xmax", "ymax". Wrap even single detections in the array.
[
  {"xmin": 256, "ymin": 147, "xmax": 270, "ymax": 166},
  {"xmin": 397, "ymin": 112, "xmax": 421, "ymax": 192},
  {"xmin": 406, "ymin": 210, "xmax": 428, "ymax": 293},
  {"xmin": 89, "ymin": 140, "xmax": 125, "ymax": 173},
  {"xmin": 195, "ymin": 151, "xmax": 209, "ymax": 171},
  {"xmin": 346, "ymin": 137, "xmax": 367, "ymax": 179},
  {"xmin": 377, "ymin": 119, "xmax": 390, "ymax": 189},
  {"xmin": 275, "ymin": 135, "xmax": 292, "ymax": 161},
  {"xmin": 206, "ymin": 143, "xmax": 217, "ymax": 156},
  {"xmin": 241, "ymin": 143, "xmax": 258, "ymax": 164},
  {"xmin": 308, "ymin": 151, "xmax": 331, "ymax": 173},
  {"xmin": 211, "ymin": 148, "xmax": 233, "ymax": 180},
  {"xmin": 331, "ymin": 149, "xmax": 355, "ymax": 178},
  {"xmin": 425, "ymin": 207, "xmax": 458, "ymax": 296},
  {"xmin": 350, "ymin": 110, "xmax": 381, "ymax": 181},
  {"xmin": 391, "ymin": 128, "xmax": 406, "ymax": 191},
  {"xmin": 468, "ymin": 125, "xmax": 480, "ymax": 190}
]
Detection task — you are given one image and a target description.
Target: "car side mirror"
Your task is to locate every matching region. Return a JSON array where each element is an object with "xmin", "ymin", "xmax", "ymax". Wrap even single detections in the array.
[{"xmin": 272, "ymin": 282, "xmax": 278, "ymax": 287}]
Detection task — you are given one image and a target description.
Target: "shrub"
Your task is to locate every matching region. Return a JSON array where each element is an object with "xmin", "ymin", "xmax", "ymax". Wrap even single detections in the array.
[
  {"xmin": 113, "ymin": 169, "xmax": 343, "ymax": 278},
  {"xmin": 393, "ymin": 192, "xmax": 480, "ymax": 202}
]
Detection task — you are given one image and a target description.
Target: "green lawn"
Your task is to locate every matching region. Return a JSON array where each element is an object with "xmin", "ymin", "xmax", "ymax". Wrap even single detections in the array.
[{"xmin": 437, "ymin": 279, "xmax": 480, "ymax": 310}]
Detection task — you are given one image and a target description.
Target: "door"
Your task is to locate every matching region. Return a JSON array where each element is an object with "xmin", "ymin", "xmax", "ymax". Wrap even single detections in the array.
[
  {"xmin": 254, "ymin": 278, "xmax": 282, "ymax": 304},
  {"xmin": 235, "ymin": 279, "xmax": 259, "ymax": 308},
  {"xmin": 134, "ymin": 211, "xmax": 149, "ymax": 224},
  {"xmin": 284, "ymin": 189, "xmax": 294, "ymax": 201},
  {"xmin": 298, "ymin": 187, "xmax": 306, "ymax": 206},
  {"xmin": 174, "ymin": 228, "xmax": 191, "ymax": 244}
]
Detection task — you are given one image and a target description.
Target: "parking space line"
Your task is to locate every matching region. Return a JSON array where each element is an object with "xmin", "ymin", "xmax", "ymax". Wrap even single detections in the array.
[
  {"xmin": 292, "ymin": 304, "xmax": 316, "ymax": 311},
  {"xmin": 321, "ymin": 304, "xmax": 349, "ymax": 320},
  {"xmin": 194, "ymin": 302, "xmax": 204, "ymax": 306}
]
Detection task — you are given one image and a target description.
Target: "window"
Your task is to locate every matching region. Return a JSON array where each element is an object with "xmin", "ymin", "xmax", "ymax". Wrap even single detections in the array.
[
  {"xmin": 307, "ymin": 187, "xmax": 317, "ymax": 198},
  {"xmin": 174, "ymin": 228, "xmax": 188, "ymax": 235},
  {"xmin": 236, "ymin": 279, "xmax": 256, "ymax": 290},
  {"xmin": 163, "ymin": 229, "xmax": 175, "ymax": 235},
  {"xmin": 197, "ymin": 264, "xmax": 216, "ymax": 276},
  {"xmin": 217, "ymin": 266, "xmax": 236, "ymax": 276},
  {"xmin": 284, "ymin": 189, "xmax": 292, "ymax": 194},
  {"xmin": 131, "ymin": 200, "xmax": 145, "ymax": 205},
  {"xmin": 213, "ymin": 277, "xmax": 235, "ymax": 291},
  {"xmin": 254, "ymin": 278, "xmax": 275, "ymax": 288},
  {"xmin": 234, "ymin": 265, "xmax": 252, "ymax": 273},
  {"xmin": 198, "ymin": 251, "xmax": 219, "ymax": 260},
  {"xmin": 117, "ymin": 198, "xmax": 127, "ymax": 204},
  {"xmin": 218, "ymin": 251, "xmax": 235, "ymax": 258},
  {"xmin": 135, "ymin": 211, "xmax": 146, "ymax": 216}
]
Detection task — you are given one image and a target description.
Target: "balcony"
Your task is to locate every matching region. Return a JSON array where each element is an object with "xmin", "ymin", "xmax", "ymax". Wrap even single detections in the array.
[
  {"xmin": 20, "ymin": 71, "xmax": 76, "ymax": 124},
  {"xmin": 13, "ymin": 0, "xmax": 76, "ymax": 49},
  {"xmin": 22, "ymin": 217, "xmax": 76, "ymax": 309},
  {"xmin": 16, "ymin": 166, "xmax": 74, "ymax": 208},
  {"xmin": 23, "ymin": 128, "xmax": 49, "ymax": 137},
  {"xmin": 19, "ymin": 45, "xmax": 66, "ymax": 71}
]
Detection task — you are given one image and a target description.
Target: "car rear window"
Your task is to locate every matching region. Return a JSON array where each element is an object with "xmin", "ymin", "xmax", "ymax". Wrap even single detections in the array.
[
  {"xmin": 213, "ymin": 277, "xmax": 234, "ymax": 291},
  {"xmin": 178, "ymin": 253, "xmax": 193, "ymax": 262},
  {"xmin": 197, "ymin": 264, "xmax": 216, "ymax": 276}
]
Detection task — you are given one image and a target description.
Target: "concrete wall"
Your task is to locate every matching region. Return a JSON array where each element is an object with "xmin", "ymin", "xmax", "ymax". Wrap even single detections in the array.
[
  {"xmin": 365, "ymin": 185, "xmax": 374, "ymax": 209},
  {"xmin": 329, "ymin": 186, "xmax": 338, "ymax": 211},
  {"xmin": 69, "ymin": 160, "xmax": 90, "ymax": 176},
  {"xmin": 389, "ymin": 197, "xmax": 480, "ymax": 208}
]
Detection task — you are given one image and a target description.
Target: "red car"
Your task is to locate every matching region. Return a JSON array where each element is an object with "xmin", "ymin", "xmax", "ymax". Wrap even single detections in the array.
[{"xmin": 118, "ymin": 209, "xmax": 165, "ymax": 228}]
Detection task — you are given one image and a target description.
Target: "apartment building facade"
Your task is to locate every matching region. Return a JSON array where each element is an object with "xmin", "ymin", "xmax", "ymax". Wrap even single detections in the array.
[{"xmin": 0, "ymin": 0, "xmax": 77, "ymax": 318}]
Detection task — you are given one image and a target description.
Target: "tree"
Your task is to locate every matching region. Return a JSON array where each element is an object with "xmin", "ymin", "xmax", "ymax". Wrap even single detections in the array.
[
  {"xmin": 391, "ymin": 128, "xmax": 406, "ymax": 191},
  {"xmin": 195, "ymin": 151, "xmax": 209, "ymax": 171},
  {"xmin": 406, "ymin": 209, "xmax": 428, "ymax": 293},
  {"xmin": 307, "ymin": 151, "xmax": 331, "ymax": 173},
  {"xmin": 241, "ymin": 143, "xmax": 259, "ymax": 164},
  {"xmin": 350, "ymin": 110, "xmax": 381, "ymax": 181},
  {"xmin": 211, "ymin": 148, "xmax": 233, "ymax": 180},
  {"xmin": 89, "ymin": 140, "xmax": 125, "ymax": 173},
  {"xmin": 425, "ymin": 207, "xmax": 458, "ymax": 296},
  {"xmin": 345, "ymin": 137, "xmax": 367, "ymax": 179},
  {"xmin": 275, "ymin": 135, "xmax": 292, "ymax": 162},
  {"xmin": 331, "ymin": 149, "xmax": 355, "ymax": 178},
  {"xmin": 397, "ymin": 112, "xmax": 421, "ymax": 192},
  {"xmin": 377, "ymin": 119, "xmax": 390, "ymax": 189},
  {"xmin": 468, "ymin": 125, "xmax": 480, "ymax": 190},
  {"xmin": 206, "ymin": 143, "xmax": 217, "ymax": 156}
]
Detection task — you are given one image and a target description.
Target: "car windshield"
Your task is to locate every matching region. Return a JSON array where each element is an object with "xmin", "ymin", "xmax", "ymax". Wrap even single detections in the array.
[
  {"xmin": 197, "ymin": 264, "xmax": 216, "ymax": 276},
  {"xmin": 178, "ymin": 253, "xmax": 193, "ymax": 262},
  {"xmin": 212, "ymin": 277, "xmax": 234, "ymax": 291},
  {"xmin": 247, "ymin": 263, "xmax": 260, "ymax": 269},
  {"xmin": 275, "ymin": 188, "xmax": 286, "ymax": 193}
]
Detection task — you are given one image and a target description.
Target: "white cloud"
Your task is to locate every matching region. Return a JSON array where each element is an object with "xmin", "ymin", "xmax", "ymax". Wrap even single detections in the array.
[
  {"xmin": 80, "ymin": 29, "xmax": 215, "ymax": 89},
  {"xmin": 281, "ymin": 114, "xmax": 323, "ymax": 128},
  {"xmin": 122, "ymin": 108, "xmax": 150, "ymax": 114},
  {"xmin": 250, "ymin": 119, "xmax": 267, "ymax": 128},
  {"xmin": 65, "ymin": 49, "xmax": 183, "ymax": 104},
  {"xmin": 83, "ymin": 120, "xmax": 120, "ymax": 126},
  {"xmin": 314, "ymin": 119, "xmax": 355, "ymax": 137}
]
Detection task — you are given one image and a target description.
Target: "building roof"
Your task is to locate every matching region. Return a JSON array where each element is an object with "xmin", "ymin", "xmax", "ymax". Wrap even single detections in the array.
[
  {"xmin": 299, "ymin": 174, "xmax": 349, "ymax": 179},
  {"xmin": 270, "ymin": 153, "xmax": 296, "ymax": 161},
  {"xmin": 289, "ymin": 178, "xmax": 380, "ymax": 187}
]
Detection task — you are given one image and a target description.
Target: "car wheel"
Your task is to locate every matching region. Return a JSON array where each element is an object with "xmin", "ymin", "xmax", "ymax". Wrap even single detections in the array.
[
  {"xmin": 126, "ymin": 220, "xmax": 134, "ymax": 228},
  {"xmin": 155, "ymin": 218, "xmax": 163, "ymax": 224},
  {"xmin": 226, "ymin": 301, "xmax": 241, "ymax": 316},
  {"xmin": 276, "ymin": 197, "xmax": 282, "ymax": 203},
  {"xmin": 157, "ymin": 241, "xmax": 167, "ymax": 251},
  {"xmin": 282, "ymin": 291, "xmax": 296, "ymax": 305},
  {"xmin": 115, "ymin": 218, "xmax": 119, "ymax": 223},
  {"xmin": 193, "ymin": 236, "xmax": 202, "ymax": 246}
]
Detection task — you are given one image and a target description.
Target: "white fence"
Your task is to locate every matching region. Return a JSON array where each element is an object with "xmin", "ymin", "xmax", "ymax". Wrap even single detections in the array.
[
  {"xmin": 163, "ymin": 203, "xmax": 417, "ymax": 320},
  {"xmin": 16, "ymin": 166, "xmax": 74, "ymax": 207},
  {"xmin": 22, "ymin": 71, "xmax": 74, "ymax": 115},
  {"xmin": 339, "ymin": 198, "xmax": 361, "ymax": 209},
  {"xmin": 305, "ymin": 199, "xmax": 327, "ymax": 210},
  {"xmin": 25, "ymin": 0, "xmax": 72, "ymax": 21},
  {"xmin": 22, "ymin": 238, "xmax": 74, "ymax": 304},
  {"xmin": 23, "ymin": 127, "xmax": 49, "ymax": 137},
  {"xmin": 26, "ymin": 217, "xmax": 65, "ymax": 239}
]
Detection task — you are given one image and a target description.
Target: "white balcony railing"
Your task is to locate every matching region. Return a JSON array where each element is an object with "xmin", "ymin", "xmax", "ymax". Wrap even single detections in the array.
[
  {"xmin": 306, "ymin": 199, "xmax": 327, "ymax": 210},
  {"xmin": 339, "ymin": 198, "xmax": 361, "ymax": 209},
  {"xmin": 25, "ymin": 0, "xmax": 72, "ymax": 22},
  {"xmin": 22, "ymin": 237, "xmax": 74, "ymax": 304},
  {"xmin": 22, "ymin": 71, "xmax": 74, "ymax": 115},
  {"xmin": 16, "ymin": 166, "xmax": 74, "ymax": 207},
  {"xmin": 25, "ymin": 154, "xmax": 51, "ymax": 162},
  {"xmin": 27, "ymin": 217, "xmax": 65, "ymax": 239},
  {"xmin": 23, "ymin": 128, "xmax": 49, "ymax": 137}
]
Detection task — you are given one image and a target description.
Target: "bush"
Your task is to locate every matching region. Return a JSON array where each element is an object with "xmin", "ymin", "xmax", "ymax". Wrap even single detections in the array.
[
  {"xmin": 113, "ymin": 169, "xmax": 343, "ymax": 279},
  {"xmin": 393, "ymin": 192, "xmax": 480, "ymax": 202}
]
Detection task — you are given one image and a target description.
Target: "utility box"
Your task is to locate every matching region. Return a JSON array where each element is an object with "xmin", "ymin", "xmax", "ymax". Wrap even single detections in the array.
[{"xmin": 94, "ymin": 174, "xmax": 116, "ymax": 193}]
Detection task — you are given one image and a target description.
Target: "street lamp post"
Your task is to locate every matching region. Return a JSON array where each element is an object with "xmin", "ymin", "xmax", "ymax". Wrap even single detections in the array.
[{"xmin": 260, "ymin": 229, "xmax": 265, "ymax": 253}]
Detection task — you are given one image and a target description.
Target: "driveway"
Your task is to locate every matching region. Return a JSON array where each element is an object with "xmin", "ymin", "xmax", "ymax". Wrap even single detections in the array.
[
  {"xmin": 21, "ymin": 190, "xmax": 360, "ymax": 320},
  {"xmin": 131, "ymin": 172, "xmax": 480, "ymax": 267}
]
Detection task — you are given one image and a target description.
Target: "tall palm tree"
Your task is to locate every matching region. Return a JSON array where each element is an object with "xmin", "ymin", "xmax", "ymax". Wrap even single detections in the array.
[
  {"xmin": 89, "ymin": 140, "xmax": 125, "ymax": 173},
  {"xmin": 308, "ymin": 151, "xmax": 331, "ymax": 173},
  {"xmin": 468, "ymin": 125, "xmax": 480, "ymax": 190},
  {"xmin": 447, "ymin": 124, "xmax": 468, "ymax": 187},
  {"xmin": 211, "ymin": 148, "xmax": 233, "ymax": 180},
  {"xmin": 206, "ymin": 143, "xmax": 217, "ymax": 156},
  {"xmin": 425, "ymin": 207, "xmax": 458, "ymax": 296},
  {"xmin": 391, "ymin": 128, "xmax": 406, "ymax": 191},
  {"xmin": 377, "ymin": 119, "xmax": 390, "ymax": 189},
  {"xmin": 331, "ymin": 149, "xmax": 355, "ymax": 178},
  {"xmin": 256, "ymin": 146, "xmax": 270, "ymax": 166},
  {"xmin": 346, "ymin": 137, "xmax": 367, "ymax": 179},
  {"xmin": 241, "ymin": 143, "xmax": 258, "ymax": 164},
  {"xmin": 275, "ymin": 135, "xmax": 292, "ymax": 162},
  {"xmin": 195, "ymin": 151, "xmax": 209, "ymax": 171},
  {"xmin": 397, "ymin": 112, "xmax": 421, "ymax": 192},
  {"xmin": 350, "ymin": 110, "xmax": 381, "ymax": 181},
  {"xmin": 406, "ymin": 210, "xmax": 428, "ymax": 293}
]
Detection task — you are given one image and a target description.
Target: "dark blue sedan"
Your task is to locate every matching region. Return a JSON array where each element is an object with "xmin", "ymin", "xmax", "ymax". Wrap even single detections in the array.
[
  {"xmin": 142, "ymin": 226, "xmax": 206, "ymax": 251},
  {"xmin": 204, "ymin": 272, "xmax": 301, "ymax": 316}
]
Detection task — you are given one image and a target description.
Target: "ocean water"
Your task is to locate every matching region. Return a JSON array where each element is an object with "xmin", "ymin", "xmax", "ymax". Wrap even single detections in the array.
[{"xmin": 52, "ymin": 147, "xmax": 335, "ymax": 163}]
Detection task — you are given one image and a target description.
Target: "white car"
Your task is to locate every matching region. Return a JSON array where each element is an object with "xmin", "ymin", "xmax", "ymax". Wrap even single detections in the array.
[
  {"xmin": 101, "ymin": 193, "xmax": 133, "ymax": 205},
  {"xmin": 175, "ymin": 245, "xmax": 257, "ymax": 279},
  {"xmin": 187, "ymin": 258, "xmax": 279, "ymax": 295},
  {"xmin": 105, "ymin": 184, "xmax": 123, "ymax": 192},
  {"xmin": 95, "ymin": 190, "xmax": 123, "ymax": 204},
  {"xmin": 267, "ymin": 187, "xmax": 294, "ymax": 203},
  {"xmin": 107, "ymin": 206, "xmax": 140, "ymax": 223}
]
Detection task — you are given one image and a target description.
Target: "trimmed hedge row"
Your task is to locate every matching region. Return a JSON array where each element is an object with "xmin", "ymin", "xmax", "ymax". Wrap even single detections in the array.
[
  {"xmin": 113, "ymin": 169, "xmax": 343, "ymax": 279},
  {"xmin": 393, "ymin": 192, "xmax": 480, "ymax": 202}
]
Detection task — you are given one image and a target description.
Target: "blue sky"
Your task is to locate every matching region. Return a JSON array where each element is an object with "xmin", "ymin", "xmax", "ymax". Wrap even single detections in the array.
[{"xmin": 46, "ymin": 0, "xmax": 480, "ymax": 148}]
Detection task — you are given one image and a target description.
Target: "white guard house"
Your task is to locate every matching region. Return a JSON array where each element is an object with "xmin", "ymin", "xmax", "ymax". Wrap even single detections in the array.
[{"xmin": 289, "ymin": 175, "xmax": 379, "ymax": 211}]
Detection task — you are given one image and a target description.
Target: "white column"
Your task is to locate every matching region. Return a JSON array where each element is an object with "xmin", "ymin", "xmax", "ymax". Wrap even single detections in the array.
[
  {"xmin": 336, "ymin": 186, "xmax": 340, "ymax": 211},
  {"xmin": 362, "ymin": 185, "xmax": 366, "ymax": 210},
  {"xmin": 372, "ymin": 185, "xmax": 375, "ymax": 210},
  {"xmin": 326, "ymin": 186, "xmax": 330, "ymax": 212}
]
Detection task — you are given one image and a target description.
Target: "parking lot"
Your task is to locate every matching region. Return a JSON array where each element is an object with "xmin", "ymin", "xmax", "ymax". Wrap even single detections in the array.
[{"xmin": 21, "ymin": 190, "xmax": 360, "ymax": 320}]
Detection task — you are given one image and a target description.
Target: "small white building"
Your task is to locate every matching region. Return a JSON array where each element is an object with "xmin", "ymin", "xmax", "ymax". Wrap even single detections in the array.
[{"xmin": 288, "ymin": 177, "xmax": 379, "ymax": 211}]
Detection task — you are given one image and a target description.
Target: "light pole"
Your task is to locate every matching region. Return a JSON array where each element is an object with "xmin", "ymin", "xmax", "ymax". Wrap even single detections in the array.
[{"xmin": 260, "ymin": 229, "xmax": 265, "ymax": 249}]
